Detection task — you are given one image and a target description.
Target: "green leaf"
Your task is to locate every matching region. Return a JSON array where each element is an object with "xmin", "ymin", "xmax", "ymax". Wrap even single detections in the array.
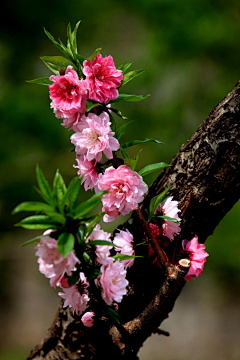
[
  {"xmin": 67, "ymin": 271, "xmax": 80, "ymax": 286},
  {"xmin": 120, "ymin": 146, "xmax": 129, "ymax": 159},
  {"xmin": 36, "ymin": 165, "xmax": 53, "ymax": 205},
  {"xmin": 20, "ymin": 236, "xmax": 42, "ymax": 247},
  {"xmin": 16, "ymin": 214, "xmax": 65, "ymax": 228},
  {"xmin": 53, "ymin": 170, "xmax": 67, "ymax": 210},
  {"xmin": 138, "ymin": 162, "xmax": 170, "ymax": 177},
  {"xmin": 88, "ymin": 240, "xmax": 113, "ymax": 247},
  {"xmin": 41, "ymin": 59, "xmax": 59, "ymax": 75},
  {"xmin": 109, "ymin": 112, "xmax": 116, "ymax": 133},
  {"xmin": 72, "ymin": 191, "xmax": 108, "ymax": 219},
  {"xmin": 110, "ymin": 108, "xmax": 128, "ymax": 120},
  {"xmin": 112, "ymin": 254, "xmax": 143, "ymax": 261},
  {"xmin": 124, "ymin": 149, "xmax": 143, "ymax": 171},
  {"xmin": 87, "ymin": 47, "xmax": 102, "ymax": 61},
  {"xmin": 72, "ymin": 21, "xmax": 81, "ymax": 54},
  {"xmin": 86, "ymin": 212, "xmax": 106, "ymax": 238},
  {"xmin": 118, "ymin": 62, "xmax": 132, "ymax": 73},
  {"xmin": 105, "ymin": 307, "xmax": 121, "ymax": 324},
  {"xmin": 58, "ymin": 232, "xmax": 75, "ymax": 258},
  {"xmin": 153, "ymin": 215, "xmax": 179, "ymax": 224},
  {"xmin": 149, "ymin": 186, "xmax": 171, "ymax": 221},
  {"xmin": 12, "ymin": 201, "xmax": 53, "ymax": 215},
  {"xmin": 87, "ymin": 268, "xmax": 100, "ymax": 281},
  {"xmin": 76, "ymin": 54, "xmax": 85, "ymax": 65},
  {"xmin": 44, "ymin": 28, "xmax": 69, "ymax": 58},
  {"xmin": 83, "ymin": 251, "xmax": 93, "ymax": 265},
  {"xmin": 41, "ymin": 56, "xmax": 74, "ymax": 68},
  {"xmin": 121, "ymin": 69, "xmax": 146, "ymax": 87},
  {"xmin": 62, "ymin": 177, "xmax": 81, "ymax": 211},
  {"xmin": 115, "ymin": 121, "xmax": 134, "ymax": 141},
  {"xmin": 26, "ymin": 77, "xmax": 53, "ymax": 86},
  {"xmin": 85, "ymin": 100, "xmax": 102, "ymax": 112},
  {"xmin": 110, "ymin": 94, "xmax": 150, "ymax": 103},
  {"xmin": 121, "ymin": 139, "xmax": 163, "ymax": 149}
]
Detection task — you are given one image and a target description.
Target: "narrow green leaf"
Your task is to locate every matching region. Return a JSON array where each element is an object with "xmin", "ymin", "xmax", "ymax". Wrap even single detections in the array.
[
  {"xmin": 121, "ymin": 139, "xmax": 163, "ymax": 149},
  {"xmin": 118, "ymin": 62, "xmax": 132, "ymax": 73},
  {"xmin": 41, "ymin": 56, "xmax": 74, "ymax": 68},
  {"xmin": 58, "ymin": 232, "xmax": 75, "ymax": 258},
  {"xmin": 53, "ymin": 170, "xmax": 67, "ymax": 209},
  {"xmin": 120, "ymin": 146, "xmax": 129, "ymax": 159},
  {"xmin": 85, "ymin": 100, "xmax": 102, "ymax": 112},
  {"xmin": 109, "ymin": 112, "xmax": 116, "ymax": 134},
  {"xmin": 121, "ymin": 69, "xmax": 146, "ymax": 87},
  {"xmin": 149, "ymin": 186, "xmax": 171, "ymax": 221},
  {"xmin": 138, "ymin": 162, "xmax": 170, "ymax": 177},
  {"xmin": 72, "ymin": 191, "xmax": 108, "ymax": 219},
  {"xmin": 86, "ymin": 212, "xmax": 106, "ymax": 238},
  {"xmin": 67, "ymin": 271, "xmax": 80, "ymax": 286},
  {"xmin": 20, "ymin": 236, "xmax": 42, "ymax": 247},
  {"xmin": 112, "ymin": 254, "xmax": 143, "ymax": 261},
  {"xmin": 12, "ymin": 201, "xmax": 54, "ymax": 215},
  {"xmin": 16, "ymin": 214, "xmax": 65, "ymax": 228},
  {"xmin": 26, "ymin": 77, "xmax": 53, "ymax": 86},
  {"xmin": 83, "ymin": 251, "xmax": 93, "ymax": 265},
  {"xmin": 58, "ymin": 38, "xmax": 74, "ymax": 61},
  {"xmin": 41, "ymin": 59, "xmax": 59, "ymax": 75},
  {"xmin": 115, "ymin": 121, "xmax": 134, "ymax": 141},
  {"xmin": 44, "ymin": 28, "xmax": 59, "ymax": 46},
  {"xmin": 87, "ymin": 48, "xmax": 102, "ymax": 61},
  {"xmin": 153, "ymin": 215, "xmax": 179, "ymax": 224},
  {"xmin": 36, "ymin": 165, "xmax": 53, "ymax": 204},
  {"xmin": 88, "ymin": 240, "xmax": 113, "ymax": 247},
  {"xmin": 111, "ymin": 108, "xmax": 128, "ymax": 120},
  {"xmin": 124, "ymin": 149, "xmax": 143, "ymax": 171},
  {"xmin": 110, "ymin": 94, "xmax": 150, "ymax": 103},
  {"xmin": 72, "ymin": 21, "xmax": 81, "ymax": 54},
  {"xmin": 76, "ymin": 54, "xmax": 85, "ymax": 65},
  {"xmin": 105, "ymin": 307, "xmax": 121, "ymax": 323},
  {"xmin": 61, "ymin": 177, "xmax": 81, "ymax": 210}
]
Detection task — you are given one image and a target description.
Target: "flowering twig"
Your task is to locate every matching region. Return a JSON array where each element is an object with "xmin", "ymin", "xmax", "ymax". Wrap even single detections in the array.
[{"xmin": 136, "ymin": 207, "xmax": 170, "ymax": 269}]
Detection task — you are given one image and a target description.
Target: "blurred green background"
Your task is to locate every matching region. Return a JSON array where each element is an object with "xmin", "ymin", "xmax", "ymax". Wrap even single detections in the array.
[{"xmin": 1, "ymin": 0, "xmax": 240, "ymax": 359}]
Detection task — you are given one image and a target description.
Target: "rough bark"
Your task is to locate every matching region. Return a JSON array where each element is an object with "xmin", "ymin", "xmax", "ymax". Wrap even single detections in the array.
[{"xmin": 27, "ymin": 81, "xmax": 240, "ymax": 360}]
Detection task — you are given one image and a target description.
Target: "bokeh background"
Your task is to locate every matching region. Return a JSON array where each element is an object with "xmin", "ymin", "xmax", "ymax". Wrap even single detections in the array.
[{"xmin": 1, "ymin": 1, "xmax": 240, "ymax": 359}]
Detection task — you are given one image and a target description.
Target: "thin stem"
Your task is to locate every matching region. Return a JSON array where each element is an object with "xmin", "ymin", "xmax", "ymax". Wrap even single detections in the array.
[{"xmin": 136, "ymin": 207, "xmax": 170, "ymax": 269}]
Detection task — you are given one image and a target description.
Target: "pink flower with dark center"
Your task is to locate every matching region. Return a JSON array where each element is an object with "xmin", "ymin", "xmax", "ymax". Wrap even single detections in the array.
[
  {"xmin": 35, "ymin": 233, "xmax": 79, "ymax": 288},
  {"xmin": 58, "ymin": 273, "xmax": 90, "ymax": 315},
  {"xmin": 154, "ymin": 196, "xmax": 181, "ymax": 241},
  {"xmin": 49, "ymin": 66, "xmax": 88, "ymax": 120},
  {"xmin": 98, "ymin": 259, "xmax": 128, "ymax": 305},
  {"xmin": 81, "ymin": 312, "xmax": 95, "ymax": 327},
  {"xmin": 113, "ymin": 229, "xmax": 135, "ymax": 268},
  {"xmin": 83, "ymin": 54, "xmax": 123, "ymax": 104},
  {"xmin": 71, "ymin": 112, "xmax": 119, "ymax": 162},
  {"xmin": 87, "ymin": 224, "xmax": 112, "ymax": 265},
  {"xmin": 73, "ymin": 155, "xmax": 99, "ymax": 192},
  {"xmin": 97, "ymin": 165, "xmax": 148, "ymax": 222},
  {"xmin": 182, "ymin": 235, "xmax": 209, "ymax": 282}
]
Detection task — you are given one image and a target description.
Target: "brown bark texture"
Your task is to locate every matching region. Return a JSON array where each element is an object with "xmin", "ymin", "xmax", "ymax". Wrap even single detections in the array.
[{"xmin": 27, "ymin": 81, "xmax": 240, "ymax": 360}]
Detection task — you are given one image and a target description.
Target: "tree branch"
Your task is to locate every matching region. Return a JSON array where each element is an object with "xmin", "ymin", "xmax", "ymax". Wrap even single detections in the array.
[{"xmin": 28, "ymin": 81, "xmax": 240, "ymax": 359}]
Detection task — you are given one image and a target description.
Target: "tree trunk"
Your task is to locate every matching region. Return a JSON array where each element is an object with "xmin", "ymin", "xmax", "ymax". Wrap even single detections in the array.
[{"xmin": 27, "ymin": 81, "xmax": 240, "ymax": 359}]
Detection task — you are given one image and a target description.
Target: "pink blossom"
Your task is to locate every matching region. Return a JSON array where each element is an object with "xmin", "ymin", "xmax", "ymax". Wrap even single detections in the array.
[
  {"xmin": 49, "ymin": 66, "xmax": 88, "ymax": 122},
  {"xmin": 182, "ymin": 235, "xmax": 209, "ymax": 281},
  {"xmin": 113, "ymin": 229, "xmax": 135, "ymax": 268},
  {"xmin": 88, "ymin": 224, "xmax": 112, "ymax": 265},
  {"xmin": 98, "ymin": 260, "xmax": 128, "ymax": 305},
  {"xmin": 81, "ymin": 312, "xmax": 95, "ymax": 327},
  {"xmin": 73, "ymin": 155, "xmax": 99, "ymax": 192},
  {"xmin": 97, "ymin": 165, "xmax": 148, "ymax": 222},
  {"xmin": 154, "ymin": 196, "xmax": 181, "ymax": 241},
  {"xmin": 35, "ymin": 233, "xmax": 79, "ymax": 288},
  {"xmin": 83, "ymin": 54, "xmax": 123, "ymax": 104},
  {"xmin": 70, "ymin": 112, "xmax": 119, "ymax": 162},
  {"xmin": 58, "ymin": 273, "xmax": 90, "ymax": 315},
  {"xmin": 52, "ymin": 106, "xmax": 82, "ymax": 130}
]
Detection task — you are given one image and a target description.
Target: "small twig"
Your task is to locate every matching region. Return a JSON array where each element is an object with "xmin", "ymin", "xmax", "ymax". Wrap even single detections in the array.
[
  {"xmin": 112, "ymin": 151, "xmax": 120, "ymax": 168},
  {"xmin": 152, "ymin": 327, "xmax": 170, "ymax": 337},
  {"xmin": 136, "ymin": 207, "xmax": 170, "ymax": 269}
]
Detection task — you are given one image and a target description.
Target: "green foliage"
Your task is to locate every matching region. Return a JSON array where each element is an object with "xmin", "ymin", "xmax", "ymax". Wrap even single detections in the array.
[
  {"xmin": 110, "ymin": 94, "xmax": 150, "ymax": 103},
  {"xmin": 138, "ymin": 162, "xmax": 170, "ymax": 177},
  {"xmin": 57, "ymin": 232, "xmax": 75, "ymax": 258},
  {"xmin": 148, "ymin": 186, "xmax": 171, "ymax": 221}
]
